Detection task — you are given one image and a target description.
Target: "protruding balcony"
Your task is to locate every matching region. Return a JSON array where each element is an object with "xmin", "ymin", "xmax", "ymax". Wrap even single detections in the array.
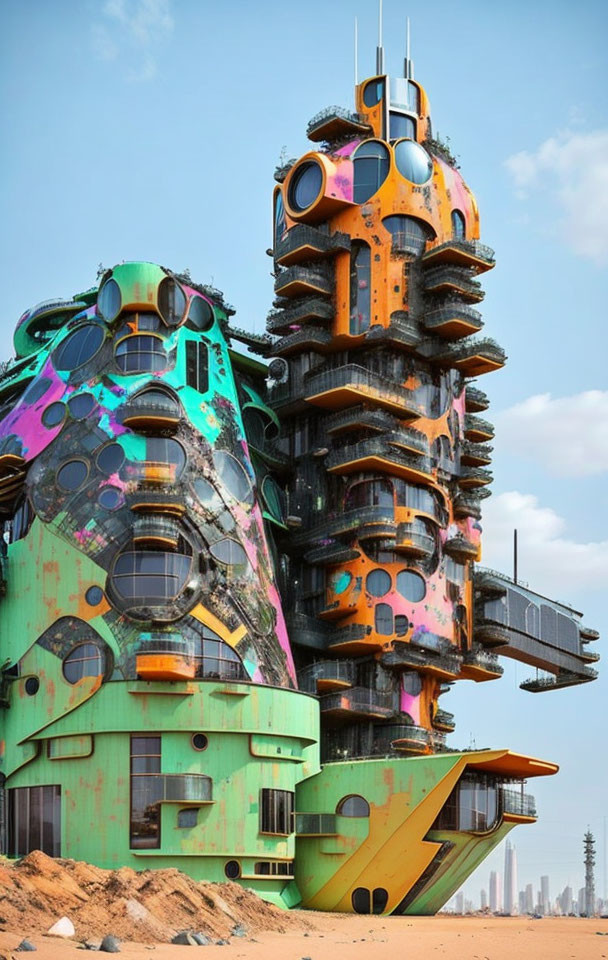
[
  {"xmin": 304, "ymin": 364, "xmax": 422, "ymax": 419},
  {"xmin": 473, "ymin": 569, "xmax": 508, "ymax": 598},
  {"xmin": 460, "ymin": 647, "xmax": 504, "ymax": 681},
  {"xmin": 432, "ymin": 708, "xmax": 455, "ymax": 733},
  {"xmin": 304, "ymin": 542, "xmax": 361, "ymax": 566},
  {"xmin": 395, "ymin": 521, "xmax": 436, "ymax": 559},
  {"xmin": 328, "ymin": 623, "xmax": 380, "ymax": 655},
  {"xmin": 376, "ymin": 723, "xmax": 441, "ymax": 756},
  {"xmin": 274, "ymin": 264, "xmax": 333, "ymax": 299},
  {"xmin": 285, "ymin": 613, "xmax": 330, "ymax": 651},
  {"xmin": 136, "ymin": 637, "xmax": 196, "ymax": 681},
  {"xmin": 267, "ymin": 297, "xmax": 334, "ymax": 334},
  {"xmin": 458, "ymin": 466, "xmax": 493, "ymax": 489},
  {"xmin": 464, "ymin": 385, "xmax": 490, "ymax": 412},
  {"xmin": 474, "ymin": 619, "xmax": 512, "ymax": 648},
  {"xmin": 132, "ymin": 516, "xmax": 181, "ymax": 549},
  {"xmin": 297, "ymin": 659, "xmax": 357, "ymax": 694},
  {"xmin": 387, "ymin": 426, "xmax": 430, "ymax": 457},
  {"xmin": 422, "ymin": 266, "xmax": 485, "ymax": 303},
  {"xmin": 365, "ymin": 314, "xmax": 422, "ymax": 349},
  {"xmin": 381, "ymin": 642, "xmax": 461, "ymax": 679},
  {"xmin": 122, "ymin": 392, "xmax": 181, "ymax": 431},
  {"xmin": 423, "ymin": 303, "xmax": 484, "ymax": 339},
  {"xmin": 326, "ymin": 438, "xmax": 433, "ymax": 484},
  {"xmin": 461, "ymin": 440, "xmax": 493, "ymax": 466},
  {"xmin": 580, "ymin": 625, "xmax": 600, "ymax": 641},
  {"xmin": 520, "ymin": 670, "xmax": 598, "ymax": 693},
  {"xmin": 320, "ymin": 685, "xmax": 395, "ymax": 720},
  {"xmin": 324, "ymin": 405, "xmax": 398, "ymax": 437},
  {"xmin": 128, "ymin": 491, "xmax": 186, "ymax": 516},
  {"xmin": 444, "ymin": 338, "xmax": 506, "ymax": 376},
  {"xmin": 296, "ymin": 506, "xmax": 396, "ymax": 547},
  {"xmin": 453, "ymin": 493, "xmax": 483, "ymax": 520},
  {"xmin": 443, "ymin": 535, "xmax": 479, "ymax": 561},
  {"xmin": 272, "ymin": 326, "xmax": 332, "ymax": 356},
  {"xmin": 501, "ymin": 788, "xmax": 537, "ymax": 820},
  {"xmin": 422, "ymin": 239, "xmax": 496, "ymax": 274},
  {"xmin": 274, "ymin": 224, "xmax": 350, "ymax": 267},
  {"xmin": 306, "ymin": 105, "xmax": 372, "ymax": 142},
  {"xmin": 464, "ymin": 413, "xmax": 495, "ymax": 442}
]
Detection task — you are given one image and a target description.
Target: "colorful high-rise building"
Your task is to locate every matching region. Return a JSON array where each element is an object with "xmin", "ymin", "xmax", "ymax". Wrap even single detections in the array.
[{"xmin": 0, "ymin": 27, "xmax": 599, "ymax": 917}]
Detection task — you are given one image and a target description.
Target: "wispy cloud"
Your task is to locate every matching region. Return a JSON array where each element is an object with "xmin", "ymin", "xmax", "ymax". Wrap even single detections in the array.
[
  {"xmin": 496, "ymin": 390, "xmax": 608, "ymax": 477},
  {"xmin": 481, "ymin": 491, "xmax": 608, "ymax": 599},
  {"xmin": 505, "ymin": 129, "xmax": 608, "ymax": 265},
  {"xmin": 91, "ymin": 0, "xmax": 174, "ymax": 81}
]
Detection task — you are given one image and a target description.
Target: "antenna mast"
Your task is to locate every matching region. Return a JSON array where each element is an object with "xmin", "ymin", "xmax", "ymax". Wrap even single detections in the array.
[
  {"xmin": 404, "ymin": 16, "xmax": 414, "ymax": 78},
  {"xmin": 376, "ymin": 0, "xmax": 385, "ymax": 74},
  {"xmin": 354, "ymin": 17, "xmax": 358, "ymax": 86}
]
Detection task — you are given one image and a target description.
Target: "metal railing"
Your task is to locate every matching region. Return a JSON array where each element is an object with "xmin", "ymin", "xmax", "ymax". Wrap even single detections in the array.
[
  {"xmin": 501, "ymin": 789, "xmax": 536, "ymax": 818},
  {"xmin": 295, "ymin": 505, "xmax": 396, "ymax": 546},
  {"xmin": 464, "ymin": 414, "xmax": 495, "ymax": 438},
  {"xmin": 462, "ymin": 647, "xmax": 504, "ymax": 675},
  {"xmin": 298, "ymin": 660, "xmax": 357, "ymax": 693},
  {"xmin": 272, "ymin": 326, "xmax": 332, "ymax": 355},
  {"xmin": 424, "ymin": 239, "xmax": 495, "ymax": 265},
  {"xmin": 321, "ymin": 685, "xmax": 395, "ymax": 716},
  {"xmin": 422, "ymin": 266, "xmax": 484, "ymax": 299},
  {"xmin": 304, "ymin": 542, "xmax": 360, "ymax": 566},
  {"xmin": 324, "ymin": 404, "xmax": 399, "ymax": 435},
  {"xmin": 132, "ymin": 516, "xmax": 181, "ymax": 543},
  {"xmin": 275, "ymin": 264, "xmax": 334, "ymax": 296},
  {"xmin": 464, "ymin": 385, "xmax": 490, "ymax": 411},
  {"xmin": 433, "ymin": 708, "xmax": 455, "ymax": 729},
  {"xmin": 387, "ymin": 426, "xmax": 430, "ymax": 456},
  {"xmin": 451, "ymin": 339, "xmax": 506, "ymax": 364},
  {"xmin": 123, "ymin": 393, "xmax": 181, "ymax": 422},
  {"xmin": 274, "ymin": 224, "xmax": 350, "ymax": 262},
  {"xmin": 304, "ymin": 364, "xmax": 423, "ymax": 418},
  {"xmin": 326, "ymin": 437, "xmax": 433, "ymax": 478},
  {"xmin": 266, "ymin": 297, "xmax": 334, "ymax": 332},
  {"xmin": 306, "ymin": 105, "xmax": 370, "ymax": 138},
  {"xmin": 395, "ymin": 522, "xmax": 436, "ymax": 557},
  {"xmin": 382, "ymin": 643, "xmax": 461, "ymax": 676},
  {"xmin": 459, "ymin": 466, "xmax": 493, "ymax": 486},
  {"xmin": 365, "ymin": 315, "xmax": 421, "ymax": 347},
  {"xmin": 462, "ymin": 440, "xmax": 493, "ymax": 462},
  {"xmin": 390, "ymin": 231, "xmax": 428, "ymax": 256},
  {"xmin": 453, "ymin": 493, "xmax": 483, "ymax": 519},
  {"xmin": 443, "ymin": 535, "xmax": 478, "ymax": 559},
  {"xmin": 423, "ymin": 303, "xmax": 483, "ymax": 333}
]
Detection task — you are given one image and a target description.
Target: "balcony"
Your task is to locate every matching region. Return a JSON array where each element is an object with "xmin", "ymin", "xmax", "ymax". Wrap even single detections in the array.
[
  {"xmin": 459, "ymin": 466, "xmax": 493, "ymax": 489},
  {"xmin": 461, "ymin": 440, "xmax": 493, "ymax": 466},
  {"xmin": 422, "ymin": 266, "xmax": 485, "ymax": 304},
  {"xmin": 520, "ymin": 669, "xmax": 598, "ymax": 693},
  {"xmin": 381, "ymin": 642, "xmax": 461, "ymax": 679},
  {"xmin": 464, "ymin": 414, "xmax": 495, "ymax": 442},
  {"xmin": 453, "ymin": 493, "xmax": 483, "ymax": 520},
  {"xmin": 423, "ymin": 303, "xmax": 483, "ymax": 339},
  {"xmin": 274, "ymin": 224, "xmax": 350, "ymax": 267},
  {"xmin": 391, "ymin": 231, "xmax": 432, "ymax": 257},
  {"xmin": 422, "ymin": 239, "xmax": 496, "ymax": 274},
  {"xmin": 387, "ymin": 426, "xmax": 430, "ymax": 457},
  {"xmin": 136, "ymin": 636, "xmax": 197, "ymax": 681},
  {"xmin": 267, "ymin": 297, "xmax": 334, "ymax": 334},
  {"xmin": 304, "ymin": 364, "xmax": 422, "ymax": 418},
  {"xmin": 365, "ymin": 315, "xmax": 422, "ymax": 349},
  {"xmin": 464, "ymin": 385, "xmax": 490, "ymax": 413},
  {"xmin": 296, "ymin": 506, "xmax": 396, "ymax": 549},
  {"xmin": 274, "ymin": 264, "xmax": 334, "ymax": 299},
  {"xmin": 285, "ymin": 613, "xmax": 330, "ymax": 651},
  {"xmin": 329, "ymin": 623, "xmax": 380, "ymax": 655},
  {"xmin": 324, "ymin": 404, "xmax": 399, "ymax": 437},
  {"xmin": 473, "ymin": 569, "xmax": 510, "ymax": 597},
  {"xmin": 501, "ymin": 789, "xmax": 536, "ymax": 819},
  {"xmin": 473, "ymin": 619, "xmax": 512, "ymax": 648},
  {"xmin": 460, "ymin": 647, "xmax": 504, "ymax": 681},
  {"xmin": 121, "ymin": 392, "xmax": 182, "ymax": 430},
  {"xmin": 395, "ymin": 521, "xmax": 436, "ymax": 559},
  {"xmin": 443, "ymin": 535, "xmax": 479, "ymax": 561},
  {"xmin": 444, "ymin": 339, "xmax": 506, "ymax": 377},
  {"xmin": 432, "ymin": 708, "xmax": 455, "ymax": 733},
  {"xmin": 306, "ymin": 105, "xmax": 371, "ymax": 142},
  {"xmin": 580, "ymin": 625, "xmax": 600, "ymax": 641},
  {"xmin": 297, "ymin": 659, "xmax": 357, "ymax": 694},
  {"xmin": 128, "ymin": 491, "xmax": 186, "ymax": 516},
  {"xmin": 272, "ymin": 326, "xmax": 333, "ymax": 356},
  {"xmin": 374, "ymin": 723, "xmax": 439, "ymax": 756},
  {"xmin": 326, "ymin": 438, "xmax": 433, "ymax": 484},
  {"xmin": 295, "ymin": 813, "xmax": 338, "ymax": 836},
  {"xmin": 320, "ymin": 685, "xmax": 395, "ymax": 720},
  {"xmin": 304, "ymin": 542, "xmax": 361, "ymax": 566},
  {"xmin": 132, "ymin": 516, "xmax": 181, "ymax": 549},
  {"xmin": 273, "ymin": 158, "xmax": 297, "ymax": 183}
]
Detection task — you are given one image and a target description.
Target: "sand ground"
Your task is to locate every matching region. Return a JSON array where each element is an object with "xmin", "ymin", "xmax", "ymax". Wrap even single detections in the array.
[{"xmin": 2, "ymin": 915, "xmax": 608, "ymax": 960}]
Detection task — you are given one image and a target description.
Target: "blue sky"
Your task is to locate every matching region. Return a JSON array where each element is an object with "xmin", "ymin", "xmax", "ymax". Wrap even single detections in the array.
[{"xmin": 1, "ymin": 0, "xmax": 606, "ymax": 906}]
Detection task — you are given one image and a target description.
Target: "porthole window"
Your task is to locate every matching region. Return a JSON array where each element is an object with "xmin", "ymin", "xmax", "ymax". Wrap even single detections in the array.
[
  {"xmin": 396, "ymin": 570, "xmax": 426, "ymax": 602},
  {"xmin": 352, "ymin": 888, "xmax": 371, "ymax": 914},
  {"xmin": 67, "ymin": 393, "xmax": 97, "ymax": 419},
  {"xmin": 389, "ymin": 112, "xmax": 416, "ymax": 140},
  {"xmin": 213, "ymin": 451, "xmax": 254, "ymax": 505},
  {"xmin": 261, "ymin": 476, "xmax": 286, "ymax": 523},
  {"xmin": 85, "ymin": 585, "xmax": 104, "ymax": 606},
  {"xmin": 54, "ymin": 324, "xmax": 105, "ymax": 371},
  {"xmin": 224, "ymin": 860, "xmax": 241, "ymax": 879},
  {"xmin": 451, "ymin": 209, "xmax": 466, "ymax": 239},
  {"xmin": 111, "ymin": 550, "xmax": 192, "ymax": 602},
  {"xmin": 115, "ymin": 334, "xmax": 167, "ymax": 374},
  {"xmin": 97, "ymin": 279, "xmax": 122, "ymax": 322},
  {"xmin": 336, "ymin": 795, "xmax": 370, "ymax": 817},
  {"xmin": 288, "ymin": 161, "xmax": 323, "ymax": 212},
  {"xmin": 374, "ymin": 602, "xmax": 393, "ymax": 636},
  {"xmin": 186, "ymin": 296, "xmax": 214, "ymax": 332},
  {"xmin": 63, "ymin": 642, "xmax": 104, "ymax": 684},
  {"xmin": 96, "ymin": 443, "xmax": 125, "ymax": 476},
  {"xmin": 25, "ymin": 677, "xmax": 39, "ymax": 696},
  {"xmin": 191, "ymin": 733, "xmax": 208, "ymax": 751},
  {"xmin": 158, "ymin": 276, "xmax": 187, "ymax": 327},
  {"xmin": 353, "ymin": 140, "xmax": 390, "ymax": 203},
  {"xmin": 363, "ymin": 78, "xmax": 384, "ymax": 107},
  {"xmin": 366, "ymin": 569, "xmax": 391, "ymax": 597},
  {"xmin": 98, "ymin": 486, "xmax": 123, "ymax": 510},
  {"xmin": 209, "ymin": 538, "xmax": 248, "ymax": 568},
  {"xmin": 22, "ymin": 377, "xmax": 52, "ymax": 405},
  {"xmin": 57, "ymin": 459, "xmax": 89, "ymax": 492},
  {"xmin": 41, "ymin": 402, "xmax": 66, "ymax": 429},
  {"xmin": 394, "ymin": 139, "xmax": 433, "ymax": 184}
]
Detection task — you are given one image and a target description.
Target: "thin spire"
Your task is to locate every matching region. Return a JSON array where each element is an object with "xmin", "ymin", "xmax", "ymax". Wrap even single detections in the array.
[
  {"xmin": 376, "ymin": 0, "xmax": 385, "ymax": 74},
  {"xmin": 354, "ymin": 16, "xmax": 358, "ymax": 86},
  {"xmin": 404, "ymin": 15, "xmax": 414, "ymax": 79}
]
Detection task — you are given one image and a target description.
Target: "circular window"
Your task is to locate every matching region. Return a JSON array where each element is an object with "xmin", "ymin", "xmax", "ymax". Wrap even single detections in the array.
[
  {"xmin": 54, "ymin": 324, "xmax": 105, "ymax": 371},
  {"xmin": 366, "ymin": 569, "xmax": 391, "ymax": 597},
  {"xmin": 158, "ymin": 276, "xmax": 187, "ymax": 327},
  {"xmin": 224, "ymin": 860, "xmax": 241, "ymax": 880},
  {"xmin": 96, "ymin": 443, "xmax": 125, "ymax": 476},
  {"xmin": 186, "ymin": 296, "xmax": 214, "ymax": 332},
  {"xmin": 63, "ymin": 642, "xmax": 104, "ymax": 684},
  {"xmin": 57, "ymin": 459, "xmax": 89, "ymax": 491},
  {"xmin": 22, "ymin": 377, "xmax": 52, "ymax": 405},
  {"xmin": 85, "ymin": 585, "xmax": 104, "ymax": 606},
  {"xmin": 336, "ymin": 795, "xmax": 370, "ymax": 817},
  {"xmin": 209, "ymin": 538, "xmax": 248, "ymax": 567},
  {"xmin": 41, "ymin": 402, "xmax": 66, "ymax": 429},
  {"xmin": 97, "ymin": 279, "xmax": 122, "ymax": 322},
  {"xmin": 98, "ymin": 486, "xmax": 123, "ymax": 510},
  {"xmin": 396, "ymin": 570, "xmax": 426, "ymax": 602},
  {"xmin": 288, "ymin": 161, "xmax": 323, "ymax": 212},
  {"xmin": 363, "ymin": 78, "xmax": 384, "ymax": 107},
  {"xmin": 192, "ymin": 733, "xmax": 208, "ymax": 751},
  {"xmin": 67, "ymin": 393, "xmax": 97, "ymax": 419},
  {"xmin": 213, "ymin": 451, "xmax": 253, "ymax": 505},
  {"xmin": 25, "ymin": 676, "xmax": 39, "ymax": 696},
  {"xmin": 394, "ymin": 139, "xmax": 433, "ymax": 184}
]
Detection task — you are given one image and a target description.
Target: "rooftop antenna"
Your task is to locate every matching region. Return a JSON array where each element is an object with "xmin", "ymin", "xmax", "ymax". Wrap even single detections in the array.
[
  {"xmin": 354, "ymin": 17, "xmax": 358, "ymax": 86},
  {"xmin": 404, "ymin": 16, "xmax": 414, "ymax": 78},
  {"xmin": 376, "ymin": 0, "xmax": 385, "ymax": 75}
]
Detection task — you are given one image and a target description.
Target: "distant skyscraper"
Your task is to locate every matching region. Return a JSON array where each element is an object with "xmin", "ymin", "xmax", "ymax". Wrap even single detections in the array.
[
  {"xmin": 561, "ymin": 885, "xmax": 573, "ymax": 915},
  {"xmin": 456, "ymin": 892, "xmax": 465, "ymax": 914},
  {"xmin": 584, "ymin": 830, "xmax": 596, "ymax": 916},
  {"xmin": 578, "ymin": 887, "xmax": 586, "ymax": 915},
  {"xmin": 541, "ymin": 875, "xmax": 550, "ymax": 915},
  {"xmin": 504, "ymin": 840, "xmax": 518, "ymax": 915},
  {"xmin": 525, "ymin": 883, "xmax": 534, "ymax": 914},
  {"xmin": 490, "ymin": 870, "xmax": 503, "ymax": 912},
  {"xmin": 481, "ymin": 888, "xmax": 488, "ymax": 910}
]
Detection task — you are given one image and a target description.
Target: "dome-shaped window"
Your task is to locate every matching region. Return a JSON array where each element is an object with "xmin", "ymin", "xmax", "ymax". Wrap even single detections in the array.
[
  {"xmin": 396, "ymin": 569, "xmax": 426, "ymax": 602},
  {"xmin": 115, "ymin": 334, "xmax": 167, "ymax": 374},
  {"xmin": 63, "ymin": 642, "xmax": 104, "ymax": 684},
  {"xmin": 451, "ymin": 209, "xmax": 466, "ymax": 239},
  {"xmin": 382, "ymin": 214, "xmax": 435, "ymax": 255},
  {"xmin": 158, "ymin": 276, "xmax": 187, "ymax": 327},
  {"xmin": 54, "ymin": 324, "xmax": 105, "ymax": 371},
  {"xmin": 97, "ymin": 279, "xmax": 122, "ymax": 322},
  {"xmin": 288, "ymin": 161, "xmax": 323, "ymax": 212},
  {"xmin": 366, "ymin": 569, "xmax": 391, "ymax": 597},
  {"xmin": 186, "ymin": 296, "xmax": 214, "ymax": 332},
  {"xmin": 111, "ymin": 550, "xmax": 192, "ymax": 603},
  {"xmin": 353, "ymin": 141, "xmax": 390, "ymax": 203},
  {"xmin": 394, "ymin": 139, "xmax": 433, "ymax": 184},
  {"xmin": 213, "ymin": 450, "xmax": 254, "ymax": 505},
  {"xmin": 363, "ymin": 78, "xmax": 384, "ymax": 107},
  {"xmin": 336, "ymin": 795, "xmax": 370, "ymax": 817}
]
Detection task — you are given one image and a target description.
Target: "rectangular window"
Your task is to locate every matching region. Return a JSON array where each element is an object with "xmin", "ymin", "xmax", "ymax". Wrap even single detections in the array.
[
  {"xmin": 185, "ymin": 341, "xmax": 209, "ymax": 393},
  {"xmin": 130, "ymin": 736, "xmax": 162, "ymax": 849},
  {"xmin": 259, "ymin": 788, "xmax": 294, "ymax": 835},
  {"xmin": 8, "ymin": 785, "xmax": 61, "ymax": 857}
]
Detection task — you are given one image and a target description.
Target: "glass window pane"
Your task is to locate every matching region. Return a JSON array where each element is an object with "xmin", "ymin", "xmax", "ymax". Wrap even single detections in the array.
[
  {"xmin": 394, "ymin": 140, "xmax": 433, "ymax": 184},
  {"xmin": 389, "ymin": 112, "xmax": 416, "ymax": 140},
  {"xmin": 54, "ymin": 325, "xmax": 105, "ymax": 371},
  {"xmin": 366, "ymin": 569, "xmax": 391, "ymax": 597},
  {"xmin": 353, "ymin": 141, "xmax": 390, "ymax": 203},
  {"xmin": 57, "ymin": 459, "xmax": 88, "ymax": 491},
  {"xmin": 350, "ymin": 242, "xmax": 371, "ymax": 334},
  {"xmin": 158, "ymin": 277, "xmax": 187, "ymax": 326},
  {"xmin": 289, "ymin": 162, "xmax": 323, "ymax": 212}
]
